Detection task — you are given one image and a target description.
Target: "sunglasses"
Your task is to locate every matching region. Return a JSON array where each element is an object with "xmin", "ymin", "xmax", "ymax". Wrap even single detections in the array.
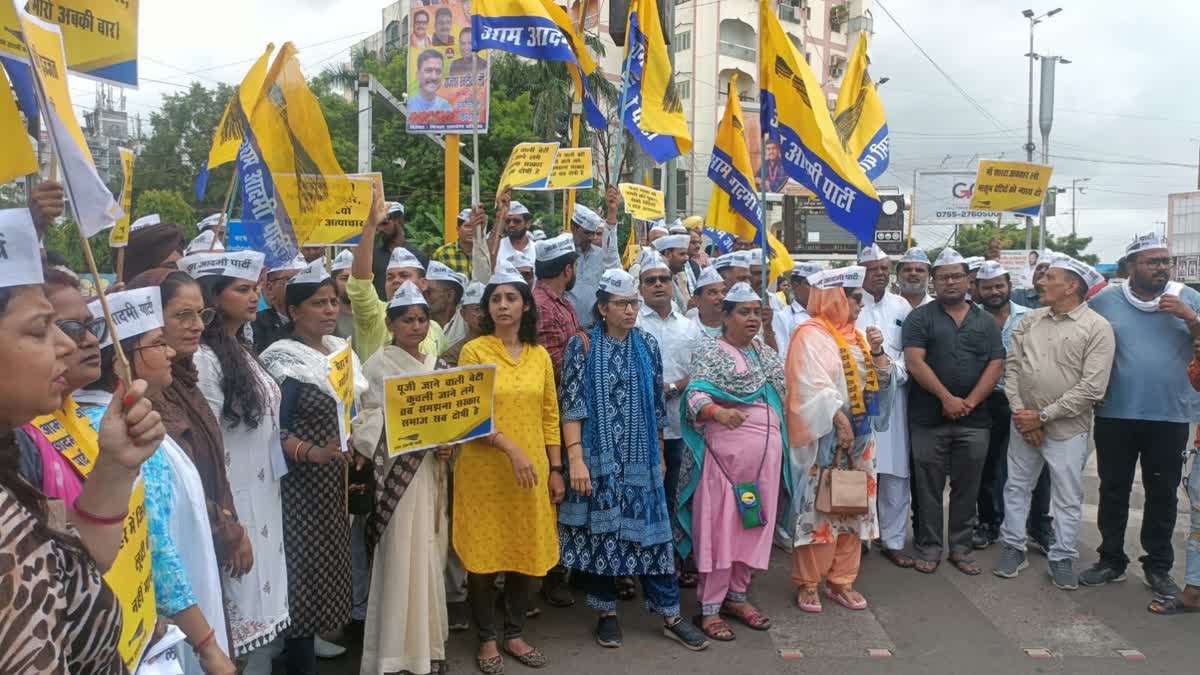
[
  {"xmin": 56, "ymin": 318, "xmax": 108, "ymax": 345},
  {"xmin": 642, "ymin": 275, "xmax": 672, "ymax": 286}
]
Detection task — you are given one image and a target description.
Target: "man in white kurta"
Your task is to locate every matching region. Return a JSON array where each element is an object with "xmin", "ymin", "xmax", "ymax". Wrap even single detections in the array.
[
  {"xmin": 855, "ymin": 244, "xmax": 916, "ymax": 565},
  {"xmin": 748, "ymin": 248, "xmax": 792, "ymax": 358},
  {"xmin": 782, "ymin": 262, "xmax": 822, "ymax": 349},
  {"xmin": 898, "ymin": 247, "xmax": 935, "ymax": 310}
]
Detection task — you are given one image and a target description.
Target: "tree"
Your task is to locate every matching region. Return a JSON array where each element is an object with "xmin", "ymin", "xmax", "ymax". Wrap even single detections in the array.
[
  {"xmin": 135, "ymin": 83, "xmax": 235, "ymax": 210},
  {"xmin": 935, "ymin": 222, "xmax": 1099, "ymax": 266},
  {"xmin": 135, "ymin": 189, "xmax": 196, "ymax": 232}
]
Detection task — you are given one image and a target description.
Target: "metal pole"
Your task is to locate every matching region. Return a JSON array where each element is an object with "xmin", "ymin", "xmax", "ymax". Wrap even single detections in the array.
[
  {"xmin": 907, "ymin": 168, "xmax": 917, "ymax": 248},
  {"xmin": 470, "ymin": 42, "xmax": 481, "ymax": 206},
  {"xmin": 1037, "ymin": 55, "xmax": 1057, "ymax": 251},
  {"xmin": 1023, "ymin": 19, "xmax": 1036, "ymax": 251},
  {"xmin": 357, "ymin": 74, "xmax": 372, "ymax": 173},
  {"xmin": 663, "ymin": 0, "xmax": 676, "ymax": 220},
  {"xmin": 1038, "ymin": 129, "xmax": 1049, "ymax": 250},
  {"xmin": 611, "ymin": 68, "xmax": 631, "ymax": 187},
  {"xmin": 759, "ymin": 83, "xmax": 769, "ymax": 305},
  {"xmin": 1071, "ymin": 178, "xmax": 1077, "ymax": 236}
]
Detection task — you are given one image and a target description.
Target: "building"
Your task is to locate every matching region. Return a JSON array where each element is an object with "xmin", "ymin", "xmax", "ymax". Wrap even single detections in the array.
[{"xmin": 1168, "ymin": 191, "xmax": 1200, "ymax": 284}]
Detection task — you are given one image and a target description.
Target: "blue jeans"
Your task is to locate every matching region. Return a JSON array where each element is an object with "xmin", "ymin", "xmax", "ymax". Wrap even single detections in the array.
[
  {"xmin": 1186, "ymin": 453, "xmax": 1200, "ymax": 587},
  {"xmin": 587, "ymin": 573, "xmax": 680, "ymax": 617}
]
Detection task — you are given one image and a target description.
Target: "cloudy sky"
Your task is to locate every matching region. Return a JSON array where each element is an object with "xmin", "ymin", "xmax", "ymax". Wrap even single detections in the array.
[{"xmin": 72, "ymin": 0, "xmax": 1199, "ymax": 262}]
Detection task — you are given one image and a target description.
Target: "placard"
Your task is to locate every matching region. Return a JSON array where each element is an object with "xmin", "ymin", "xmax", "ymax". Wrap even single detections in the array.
[
  {"xmin": 383, "ymin": 365, "xmax": 495, "ymax": 456},
  {"xmin": 968, "ymin": 160, "xmax": 1054, "ymax": 217},
  {"xmin": 326, "ymin": 340, "xmax": 355, "ymax": 451},
  {"xmin": 405, "ymin": 0, "xmax": 490, "ymax": 133},
  {"xmin": 0, "ymin": 0, "xmax": 140, "ymax": 88},
  {"xmin": 618, "ymin": 182, "xmax": 665, "ymax": 221},
  {"xmin": 292, "ymin": 172, "xmax": 381, "ymax": 246},
  {"xmin": 547, "ymin": 147, "xmax": 593, "ymax": 190},
  {"xmin": 109, "ymin": 146, "xmax": 134, "ymax": 247},
  {"xmin": 498, "ymin": 142, "xmax": 557, "ymax": 191}
]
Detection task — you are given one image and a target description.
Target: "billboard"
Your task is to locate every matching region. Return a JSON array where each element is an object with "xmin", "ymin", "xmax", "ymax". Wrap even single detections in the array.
[
  {"xmin": 406, "ymin": 0, "xmax": 491, "ymax": 134},
  {"xmin": 914, "ymin": 170, "xmax": 1000, "ymax": 225},
  {"xmin": 0, "ymin": 0, "xmax": 140, "ymax": 87}
]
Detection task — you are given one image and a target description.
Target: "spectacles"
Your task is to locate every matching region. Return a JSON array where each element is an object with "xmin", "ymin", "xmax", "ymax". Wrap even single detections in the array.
[
  {"xmin": 935, "ymin": 273, "xmax": 967, "ymax": 283},
  {"xmin": 56, "ymin": 318, "xmax": 107, "ymax": 345},
  {"xmin": 170, "ymin": 308, "xmax": 217, "ymax": 327},
  {"xmin": 642, "ymin": 275, "xmax": 672, "ymax": 285},
  {"xmin": 608, "ymin": 299, "xmax": 641, "ymax": 311},
  {"xmin": 133, "ymin": 341, "xmax": 172, "ymax": 356},
  {"xmin": 1138, "ymin": 257, "xmax": 1172, "ymax": 268}
]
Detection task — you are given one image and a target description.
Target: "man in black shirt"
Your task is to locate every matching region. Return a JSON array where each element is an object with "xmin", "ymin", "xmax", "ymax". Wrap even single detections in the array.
[{"xmin": 902, "ymin": 247, "xmax": 1004, "ymax": 575}]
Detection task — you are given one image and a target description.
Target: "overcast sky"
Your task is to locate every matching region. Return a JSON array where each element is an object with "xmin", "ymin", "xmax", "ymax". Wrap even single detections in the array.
[{"xmin": 72, "ymin": 0, "xmax": 1199, "ymax": 262}]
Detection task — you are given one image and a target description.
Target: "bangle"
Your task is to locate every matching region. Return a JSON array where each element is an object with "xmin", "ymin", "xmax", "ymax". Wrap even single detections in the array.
[
  {"xmin": 304, "ymin": 444, "xmax": 315, "ymax": 462},
  {"xmin": 549, "ymin": 465, "xmax": 564, "ymax": 474},
  {"xmin": 73, "ymin": 501, "xmax": 128, "ymax": 525},
  {"xmin": 870, "ymin": 349, "xmax": 884, "ymax": 357},
  {"xmin": 567, "ymin": 441, "xmax": 583, "ymax": 451},
  {"xmin": 192, "ymin": 628, "xmax": 216, "ymax": 653}
]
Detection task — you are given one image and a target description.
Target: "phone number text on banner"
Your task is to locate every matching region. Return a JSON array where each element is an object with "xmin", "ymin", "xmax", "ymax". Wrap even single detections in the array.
[{"xmin": 383, "ymin": 365, "xmax": 495, "ymax": 456}]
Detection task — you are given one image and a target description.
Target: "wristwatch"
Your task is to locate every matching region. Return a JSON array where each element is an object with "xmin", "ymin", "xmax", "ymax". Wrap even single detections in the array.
[
  {"xmin": 1038, "ymin": 410, "xmax": 1049, "ymax": 423},
  {"xmin": 549, "ymin": 465, "xmax": 565, "ymax": 475},
  {"xmin": 668, "ymin": 383, "xmax": 678, "ymax": 397}
]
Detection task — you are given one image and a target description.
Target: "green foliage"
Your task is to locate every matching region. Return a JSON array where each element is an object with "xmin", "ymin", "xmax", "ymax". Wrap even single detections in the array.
[
  {"xmin": 932, "ymin": 222, "xmax": 1100, "ymax": 265},
  {"xmin": 135, "ymin": 189, "xmax": 196, "ymax": 236},
  {"xmin": 135, "ymin": 83, "xmax": 235, "ymax": 211}
]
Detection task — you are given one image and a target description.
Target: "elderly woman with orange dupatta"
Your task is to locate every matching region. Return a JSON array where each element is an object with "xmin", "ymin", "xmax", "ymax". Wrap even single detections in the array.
[{"xmin": 784, "ymin": 266, "xmax": 895, "ymax": 614}]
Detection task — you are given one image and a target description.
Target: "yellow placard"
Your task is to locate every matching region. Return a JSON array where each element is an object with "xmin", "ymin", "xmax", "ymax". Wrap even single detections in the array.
[
  {"xmin": 498, "ymin": 142, "xmax": 559, "ymax": 191},
  {"xmin": 287, "ymin": 173, "xmax": 382, "ymax": 246},
  {"xmin": 968, "ymin": 160, "xmax": 1054, "ymax": 216},
  {"xmin": 29, "ymin": 398, "xmax": 154, "ymax": 671},
  {"xmin": 109, "ymin": 146, "xmax": 134, "ymax": 247},
  {"xmin": 0, "ymin": 1, "xmax": 140, "ymax": 88},
  {"xmin": 547, "ymin": 147, "xmax": 593, "ymax": 190},
  {"xmin": 383, "ymin": 365, "xmax": 495, "ymax": 456},
  {"xmin": 0, "ymin": 66, "xmax": 37, "ymax": 184},
  {"xmin": 14, "ymin": 8, "xmax": 89, "ymax": 160},
  {"xmin": 326, "ymin": 340, "xmax": 355, "ymax": 451},
  {"xmin": 618, "ymin": 182, "xmax": 665, "ymax": 221}
]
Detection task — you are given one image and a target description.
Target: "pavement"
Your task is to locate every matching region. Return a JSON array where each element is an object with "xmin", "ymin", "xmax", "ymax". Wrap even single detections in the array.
[{"xmin": 289, "ymin": 455, "xmax": 1198, "ymax": 675}]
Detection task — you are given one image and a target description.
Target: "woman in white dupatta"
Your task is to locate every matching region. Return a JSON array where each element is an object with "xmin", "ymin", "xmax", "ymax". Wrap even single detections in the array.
[{"xmin": 353, "ymin": 281, "xmax": 451, "ymax": 675}]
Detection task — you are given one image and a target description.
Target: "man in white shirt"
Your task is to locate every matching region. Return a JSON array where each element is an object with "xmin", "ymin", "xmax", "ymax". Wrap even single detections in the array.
[
  {"xmin": 784, "ymin": 262, "xmax": 821, "ymax": 343},
  {"xmin": 636, "ymin": 251, "xmax": 702, "ymax": 580},
  {"xmin": 856, "ymin": 243, "xmax": 918, "ymax": 568},
  {"xmin": 747, "ymin": 248, "xmax": 787, "ymax": 356},
  {"xmin": 690, "ymin": 265, "xmax": 726, "ymax": 339},
  {"xmin": 713, "ymin": 251, "xmax": 752, "ymax": 289},
  {"xmin": 495, "ymin": 200, "xmax": 537, "ymax": 271},
  {"xmin": 897, "ymin": 247, "xmax": 934, "ymax": 309},
  {"xmin": 653, "ymin": 233, "xmax": 692, "ymax": 313}
]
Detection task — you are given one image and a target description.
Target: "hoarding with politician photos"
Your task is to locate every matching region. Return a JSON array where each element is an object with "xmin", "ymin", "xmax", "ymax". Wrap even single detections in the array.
[{"xmin": 407, "ymin": 0, "xmax": 490, "ymax": 133}]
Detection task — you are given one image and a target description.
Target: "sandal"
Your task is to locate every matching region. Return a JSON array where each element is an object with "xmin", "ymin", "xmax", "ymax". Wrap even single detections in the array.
[
  {"xmin": 476, "ymin": 654, "xmax": 504, "ymax": 675},
  {"xmin": 881, "ymin": 548, "xmax": 916, "ymax": 569},
  {"xmin": 719, "ymin": 601, "xmax": 772, "ymax": 630},
  {"xmin": 615, "ymin": 576, "xmax": 637, "ymax": 601},
  {"xmin": 796, "ymin": 586, "xmax": 822, "ymax": 613},
  {"xmin": 914, "ymin": 559, "xmax": 940, "ymax": 574},
  {"xmin": 1148, "ymin": 595, "xmax": 1200, "ymax": 616},
  {"xmin": 823, "ymin": 584, "xmax": 868, "ymax": 611},
  {"xmin": 693, "ymin": 615, "xmax": 735, "ymax": 641},
  {"xmin": 949, "ymin": 556, "xmax": 982, "ymax": 576},
  {"xmin": 502, "ymin": 643, "xmax": 548, "ymax": 669}
]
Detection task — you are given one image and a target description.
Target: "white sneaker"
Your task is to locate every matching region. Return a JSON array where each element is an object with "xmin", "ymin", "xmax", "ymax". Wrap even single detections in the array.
[{"xmin": 314, "ymin": 636, "xmax": 346, "ymax": 659}]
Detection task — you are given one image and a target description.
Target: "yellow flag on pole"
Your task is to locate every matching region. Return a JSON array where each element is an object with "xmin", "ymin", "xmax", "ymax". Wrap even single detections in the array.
[
  {"xmin": 0, "ymin": 65, "xmax": 37, "ymax": 184},
  {"xmin": 206, "ymin": 44, "xmax": 273, "ymax": 172},
  {"xmin": 833, "ymin": 32, "xmax": 890, "ymax": 181}
]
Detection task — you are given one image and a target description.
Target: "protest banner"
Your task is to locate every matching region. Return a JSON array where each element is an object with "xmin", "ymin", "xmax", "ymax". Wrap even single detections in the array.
[
  {"xmin": 1001, "ymin": 248, "xmax": 1039, "ymax": 288},
  {"xmin": 498, "ymin": 142, "xmax": 558, "ymax": 191},
  {"xmin": 109, "ymin": 146, "xmax": 134, "ymax": 248},
  {"xmin": 291, "ymin": 172, "xmax": 381, "ymax": 246},
  {"xmin": 0, "ymin": 0, "xmax": 140, "ymax": 87},
  {"xmin": 383, "ymin": 365, "xmax": 495, "ymax": 456},
  {"xmin": 407, "ymin": 0, "xmax": 490, "ymax": 133},
  {"xmin": 619, "ymin": 182, "xmax": 665, "ymax": 221},
  {"xmin": 547, "ymin": 147, "xmax": 593, "ymax": 190},
  {"xmin": 968, "ymin": 160, "xmax": 1054, "ymax": 217},
  {"xmin": 29, "ymin": 399, "xmax": 154, "ymax": 671},
  {"xmin": 327, "ymin": 340, "xmax": 355, "ymax": 452}
]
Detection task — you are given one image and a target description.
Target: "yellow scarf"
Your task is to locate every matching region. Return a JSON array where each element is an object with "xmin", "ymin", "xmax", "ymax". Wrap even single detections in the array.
[
  {"xmin": 30, "ymin": 396, "xmax": 99, "ymax": 478},
  {"xmin": 818, "ymin": 318, "xmax": 879, "ymax": 418}
]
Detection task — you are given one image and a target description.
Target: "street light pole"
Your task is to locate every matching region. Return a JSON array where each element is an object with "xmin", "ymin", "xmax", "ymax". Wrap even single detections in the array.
[
  {"xmin": 1071, "ymin": 177, "xmax": 1089, "ymax": 236},
  {"xmin": 1021, "ymin": 7, "xmax": 1062, "ymax": 251}
]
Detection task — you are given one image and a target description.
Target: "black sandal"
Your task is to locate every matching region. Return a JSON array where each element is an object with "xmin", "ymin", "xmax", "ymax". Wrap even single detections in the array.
[
  {"xmin": 881, "ymin": 549, "xmax": 916, "ymax": 569},
  {"xmin": 1148, "ymin": 595, "xmax": 1200, "ymax": 615}
]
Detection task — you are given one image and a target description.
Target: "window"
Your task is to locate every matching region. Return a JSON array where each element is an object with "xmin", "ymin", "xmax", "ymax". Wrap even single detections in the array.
[
  {"xmin": 675, "ymin": 30, "xmax": 691, "ymax": 51},
  {"xmin": 676, "ymin": 79, "xmax": 691, "ymax": 100}
]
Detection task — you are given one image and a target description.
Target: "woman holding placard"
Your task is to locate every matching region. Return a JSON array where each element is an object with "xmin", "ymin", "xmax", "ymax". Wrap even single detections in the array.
[
  {"xmin": 189, "ymin": 251, "xmax": 291, "ymax": 671},
  {"xmin": 353, "ymin": 280, "xmax": 452, "ymax": 675},
  {"xmin": 0, "ymin": 217, "xmax": 164, "ymax": 674},
  {"xmin": 77, "ymin": 287, "xmax": 234, "ymax": 674},
  {"xmin": 259, "ymin": 260, "xmax": 366, "ymax": 675},
  {"xmin": 454, "ymin": 264, "xmax": 561, "ymax": 673}
]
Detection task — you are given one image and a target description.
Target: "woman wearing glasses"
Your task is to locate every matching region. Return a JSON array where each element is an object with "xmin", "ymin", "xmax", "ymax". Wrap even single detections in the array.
[
  {"xmin": 130, "ymin": 271, "xmax": 250, "ymax": 628},
  {"xmin": 557, "ymin": 269, "xmax": 709, "ymax": 652},
  {"xmin": 77, "ymin": 287, "xmax": 235, "ymax": 674},
  {"xmin": 189, "ymin": 252, "xmax": 292, "ymax": 673}
]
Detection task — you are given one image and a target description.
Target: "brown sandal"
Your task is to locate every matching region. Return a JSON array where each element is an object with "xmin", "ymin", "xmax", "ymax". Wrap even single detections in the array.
[
  {"xmin": 881, "ymin": 548, "xmax": 916, "ymax": 569},
  {"xmin": 949, "ymin": 556, "xmax": 982, "ymax": 576},
  {"xmin": 720, "ymin": 601, "xmax": 772, "ymax": 630},
  {"xmin": 914, "ymin": 559, "xmax": 939, "ymax": 574},
  {"xmin": 693, "ymin": 615, "xmax": 735, "ymax": 641}
]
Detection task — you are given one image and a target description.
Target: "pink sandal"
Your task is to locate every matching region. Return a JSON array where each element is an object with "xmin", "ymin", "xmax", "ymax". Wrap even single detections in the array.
[
  {"xmin": 796, "ymin": 586, "xmax": 822, "ymax": 613},
  {"xmin": 823, "ymin": 584, "xmax": 868, "ymax": 611}
]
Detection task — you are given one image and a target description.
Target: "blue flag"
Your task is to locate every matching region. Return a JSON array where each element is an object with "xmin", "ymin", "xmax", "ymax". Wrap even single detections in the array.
[
  {"xmin": 702, "ymin": 227, "xmax": 735, "ymax": 255},
  {"xmin": 235, "ymin": 135, "xmax": 298, "ymax": 270}
]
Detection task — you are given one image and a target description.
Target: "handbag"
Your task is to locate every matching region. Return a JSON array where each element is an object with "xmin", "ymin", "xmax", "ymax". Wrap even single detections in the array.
[{"xmin": 815, "ymin": 444, "xmax": 869, "ymax": 516}]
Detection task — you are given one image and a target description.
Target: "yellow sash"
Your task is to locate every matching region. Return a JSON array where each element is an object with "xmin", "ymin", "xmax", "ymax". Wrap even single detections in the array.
[
  {"xmin": 31, "ymin": 396, "xmax": 156, "ymax": 672},
  {"xmin": 818, "ymin": 319, "xmax": 879, "ymax": 418}
]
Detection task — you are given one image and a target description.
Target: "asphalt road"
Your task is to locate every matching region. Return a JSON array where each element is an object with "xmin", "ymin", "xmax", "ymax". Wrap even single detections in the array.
[{"xmin": 289, "ymin": 456, "xmax": 1198, "ymax": 675}]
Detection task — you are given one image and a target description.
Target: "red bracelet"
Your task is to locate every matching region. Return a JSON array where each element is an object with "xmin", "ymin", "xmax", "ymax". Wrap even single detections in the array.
[
  {"xmin": 73, "ymin": 500, "xmax": 128, "ymax": 525},
  {"xmin": 192, "ymin": 628, "xmax": 216, "ymax": 653}
]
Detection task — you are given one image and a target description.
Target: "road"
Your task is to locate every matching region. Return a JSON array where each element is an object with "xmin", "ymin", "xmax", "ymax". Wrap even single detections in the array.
[{"xmin": 292, "ymin": 456, "xmax": 1197, "ymax": 675}]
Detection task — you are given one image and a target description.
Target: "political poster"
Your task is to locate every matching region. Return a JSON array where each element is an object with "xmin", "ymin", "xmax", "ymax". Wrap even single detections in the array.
[
  {"xmin": 292, "ymin": 172, "xmax": 381, "ymax": 246},
  {"xmin": 913, "ymin": 170, "xmax": 1000, "ymax": 225},
  {"xmin": 0, "ymin": 0, "xmax": 140, "ymax": 87},
  {"xmin": 109, "ymin": 146, "xmax": 134, "ymax": 247},
  {"xmin": 406, "ymin": 0, "xmax": 490, "ymax": 133},
  {"xmin": 498, "ymin": 142, "xmax": 558, "ymax": 191},
  {"xmin": 383, "ymin": 365, "xmax": 495, "ymax": 456},
  {"xmin": 326, "ymin": 341, "xmax": 355, "ymax": 451},
  {"xmin": 547, "ymin": 147, "xmax": 593, "ymax": 190},
  {"xmin": 968, "ymin": 160, "xmax": 1054, "ymax": 217},
  {"xmin": 619, "ymin": 183, "xmax": 665, "ymax": 221},
  {"xmin": 1000, "ymin": 248, "xmax": 1038, "ymax": 288}
]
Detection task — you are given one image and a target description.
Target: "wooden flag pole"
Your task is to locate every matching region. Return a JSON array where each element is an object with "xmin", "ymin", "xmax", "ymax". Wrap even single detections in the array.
[
  {"xmin": 211, "ymin": 170, "xmax": 239, "ymax": 251},
  {"xmin": 80, "ymin": 235, "xmax": 133, "ymax": 385},
  {"xmin": 114, "ymin": 248, "xmax": 126, "ymax": 285}
]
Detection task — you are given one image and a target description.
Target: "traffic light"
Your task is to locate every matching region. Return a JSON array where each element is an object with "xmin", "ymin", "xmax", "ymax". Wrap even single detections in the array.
[{"xmin": 608, "ymin": 0, "xmax": 671, "ymax": 47}]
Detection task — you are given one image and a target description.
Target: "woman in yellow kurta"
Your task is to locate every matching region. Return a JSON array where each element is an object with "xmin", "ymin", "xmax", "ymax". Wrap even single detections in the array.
[{"xmin": 454, "ymin": 266, "xmax": 561, "ymax": 674}]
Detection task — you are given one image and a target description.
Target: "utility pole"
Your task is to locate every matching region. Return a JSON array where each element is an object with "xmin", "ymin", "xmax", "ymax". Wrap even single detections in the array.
[
  {"xmin": 1070, "ymin": 176, "xmax": 1089, "ymax": 236},
  {"xmin": 662, "ymin": 0, "xmax": 677, "ymax": 220},
  {"xmin": 1021, "ymin": 7, "xmax": 1062, "ymax": 251}
]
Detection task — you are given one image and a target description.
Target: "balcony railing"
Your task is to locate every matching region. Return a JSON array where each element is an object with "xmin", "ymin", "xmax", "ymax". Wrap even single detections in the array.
[{"xmin": 719, "ymin": 40, "xmax": 756, "ymax": 62}]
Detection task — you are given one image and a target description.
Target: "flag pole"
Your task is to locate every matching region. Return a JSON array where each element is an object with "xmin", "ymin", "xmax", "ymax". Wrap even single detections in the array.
[
  {"xmin": 470, "ymin": 39, "xmax": 481, "ymax": 206},
  {"xmin": 611, "ymin": 67, "xmax": 631, "ymax": 187},
  {"xmin": 565, "ymin": 5, "xmax": 588, "ymax": 228},
  {"xmin": 211, "ymin": 169, "xmax": 238, "ymax": 251}
]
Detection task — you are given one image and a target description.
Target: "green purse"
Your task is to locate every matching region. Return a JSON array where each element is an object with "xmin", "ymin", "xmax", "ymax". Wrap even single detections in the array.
[{"xmin": 704, "ymin": 402, "xmax": 772, "ymax": 530}]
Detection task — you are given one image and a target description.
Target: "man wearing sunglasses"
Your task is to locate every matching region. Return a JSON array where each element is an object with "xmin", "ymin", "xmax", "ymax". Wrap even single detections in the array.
[
  {"xmin": 1083, "ymin": 232, "xmax": 1200, "ymax": 597},
  {"xmin": 902, "ymin": 247, "xmax": 1004, "ymax": 576},
  {"xmin": 494, "ymin": 196, "xmax": 538, "ymax": 273}
]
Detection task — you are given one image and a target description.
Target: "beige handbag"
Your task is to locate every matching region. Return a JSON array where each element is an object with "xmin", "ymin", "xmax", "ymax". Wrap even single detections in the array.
[{"xmin": 815, "ymin": 445, "xmax": 869, "ymax": 516}]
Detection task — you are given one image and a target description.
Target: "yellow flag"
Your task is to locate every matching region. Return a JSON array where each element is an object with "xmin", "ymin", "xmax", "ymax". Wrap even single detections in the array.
[
  {"xmin": 705, "ymin": 73, "xmax": 792, "ymax": 283},
  {"xmin": 622, "ymin": 0, "xmax": 691, "ymax": 162},
  {"xmin": 833, "ymin": 32, "xmax": 890, "ymax": 181},
  {"xmin": 109, "ymin": 147, "xmax": 135, "ymax": 247},
  {"xmin": 0, "ymin": 66, "xmax": 37, "ymax": 184},
  {"xmin": 205, "ymin": 44, "xmax": 274, "ymax": 172},
  {"xmin": 249, "ymin": 42, "xmax": 349, "ymax": 246}
]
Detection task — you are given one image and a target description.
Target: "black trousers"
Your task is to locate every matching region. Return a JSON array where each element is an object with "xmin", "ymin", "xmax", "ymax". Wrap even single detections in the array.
[
  {"xmin": 910, "ymin": 423, "xmax": 990, "ymax": 560},
  {"xmin": 977, "ymin": 391, "xmax": 1053, "ymax": 537},
  {"xmin": 1094, "ymin": 417, "xmax": 1188, "ymax": 574}
]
